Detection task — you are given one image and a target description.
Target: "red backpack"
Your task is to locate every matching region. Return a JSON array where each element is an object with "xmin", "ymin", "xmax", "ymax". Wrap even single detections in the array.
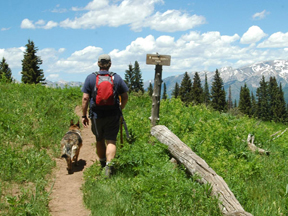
[{"xmin": 92, "ymin": 72, "xmax": 117, "ymax": 109}]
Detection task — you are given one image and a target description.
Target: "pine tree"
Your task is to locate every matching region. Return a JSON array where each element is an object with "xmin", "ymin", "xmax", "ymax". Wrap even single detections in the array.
[
  {"xmin": 203, "ymin": 73, "xmax": 210, "ymax": 106},
  {"xmin": 256, "ymin": 76, "xmax": 269, "ymax": 121},
  {"xmin": 125, "ymin": 64, "xmax": 134, "ymax": 93},
  {"xmin": 148, "ymin": 81, "xmax": 153, "ymax": 97},
  {"xmin": 192, "ymin": 72, "xmax": 203, "ymax": 105},
  {"xmin": 251, "ymin": 92, "xmax": 257, "ymax": 117},
  {"xmin": 0, "ymin": 57, "xmax": 12, "ymax": 82},
  {"xmin": 211, "ymin": 69, "xmax": 226, "ymax": 112},
  {"xmin": 269, "ymin": 79, "xmax": 287, "ymax": 123},
  {"xmin": 238, "ymin": 83, "xmax": 251, "ymax": 116},
  {"xmin": 21, "ymin": 40, "xmax": 45, "ymax": 84},
  {"xmin": 277, "ymin": 83, "xmax": 287, "ymax": 122},
  {"xmin": 179, "ymin": 72, "xmax": 193, "ymax": 104},
  {"xmin": 268, "ymin": 77, "xmax": 279, "ymax": 121},
  {"xmin": 234, "ymin": 99, "xmax": 237, "ymax": 108},
  {"xmin": 132, "ymin": 61, "xmax": 144, "ymax": 93},
  {"xmin": 172, "ymin": 82, "xmax": 179, "ymax": 98},
  {"xmin": 162, "ymin": 83, "xmax": 167, "ymax": 100},
  {"xmin": 227, "ymin": 85, "xmax": 233, "ymax": 110}
]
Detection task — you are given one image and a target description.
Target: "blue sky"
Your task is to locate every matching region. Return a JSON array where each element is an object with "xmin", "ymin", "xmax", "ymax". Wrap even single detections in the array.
[{"xmin": 1, "ymin": 0, "xmax": 288, "ymax": 83}]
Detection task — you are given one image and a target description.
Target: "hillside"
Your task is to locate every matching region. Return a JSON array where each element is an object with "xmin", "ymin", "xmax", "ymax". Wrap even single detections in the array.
[{"xmin": 1, "ymin": 82, "xmax": 288, "ymax": 215}]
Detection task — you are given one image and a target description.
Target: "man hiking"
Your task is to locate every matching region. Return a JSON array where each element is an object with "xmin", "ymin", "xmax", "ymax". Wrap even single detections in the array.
[{"xmin": 81, "ymin": 54, "xmax": 129, "ymax": 177}]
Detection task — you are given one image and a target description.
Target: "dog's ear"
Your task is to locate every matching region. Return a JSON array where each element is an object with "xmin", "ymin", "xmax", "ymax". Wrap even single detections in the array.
[
  {"xmin": 76, "ymin": 120, "xmax": 80, "ymax": 127},
  {"xmin": 70, "ymin": 119, "xmax": 74, "ymax": 126}
]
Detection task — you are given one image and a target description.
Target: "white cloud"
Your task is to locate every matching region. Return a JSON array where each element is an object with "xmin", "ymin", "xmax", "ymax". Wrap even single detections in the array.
[
  {"xmin": 20, "ymin": 19, "xmax": 58, "ymax": 29},
  {"xmin": 252, "ymin": 10, "xmax": 270, "ymax": 20},
  {"xmin": 258, "ymin": 32, "xmax": 288, "ymax": 48},
  {"xmin": 43, "ymin": 21, "xmax": 58, "ymax": 29},
  {"xmin": 57, "ymin": 0, "xmax": 204, "ymax": 32},
  {"xmin": 0, "ymin": 47, "xmax": 25, "ymax": 68},
  {"xmin": 51, "ymin": 4, "xmax": 68, "ymax": 13},
  {"xmin": 35, "ymin": 20, "xmax": 45, "ymax": 25},
  {"xmin": 21, "ymin": 19, "xmax": 35, "ymax": 29},
  {"xmin": 47, "ymin": 74, "xmax": 59, "ymax": 80},
  {"xmin": 240, "ymin": 26, "xmax": 267, "ymax": 44},
  {"xmin": 144, "ymin": 10, "xmax": 206, "ymax": 32},
  {"xmin": 1, "ymin": 27, "xmax": 11, "ymax": 31}
]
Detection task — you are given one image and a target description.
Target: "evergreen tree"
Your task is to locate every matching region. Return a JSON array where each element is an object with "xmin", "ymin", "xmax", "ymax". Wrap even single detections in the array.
[
  {"xmin": 192, "ymin": 72, "xmax": 203, "ymax": 105},
  {"xmin": 227, "ymin": 85, "xmax": 233, "ymax": 110},
  {"xmin": 211, "ymin": 69, "xmax": 226, "ymax": 112},
  {"xmin": 125, "ymin": 64, "xmax": 134, "ymax": 93},
  {"xmin": 277, "ymin": 83, "xmax": 287, "ymax": 122},
  {"xmin": 251, "ymin": 92, "xmax": 257, "ymax": 117},
  {"xmin": 268, "ymin": 77, "xmax": 279, "ymax": 121},
  {"xmin": 179, "ymin": 72, "xmax": 193, "ymax": 104},
  {"xmin": 0, "ymin": 57, "xmax": 12, "ymax": 82},
  {"xmin": 256, "ymin": 76, "xmax": 269, "ymax": 121},
  {"xmin": 203, "ymin": 73, "xmax": 210, "ymax": 106},
  {"xmin": 234, "ymin": 99, "xmax": 237, "ymax": 108},
  {"xmin": 21, "ymin": 40, "xmax": 45, "ymax": 84},
  {"xmin": 148, "ymin": 81, "xmax": 153, "ymax": 97},
  {"xmin": 133, "ymin": 61, "xmax": 144, "ymax": 93},
  {"xmin": 238, "ymin": 83, "xmax": 251, "ymax": 116},
  {"xmin": 172, "ymin": 82, "xmax": 179, "ymax": 98},
  {"xmin": 162, "ymin": 83, "xmax": 168, "ymax": 100},
  {"xmin": 271, "ymin": 81, "xmax": 287, "ymax": 122}
]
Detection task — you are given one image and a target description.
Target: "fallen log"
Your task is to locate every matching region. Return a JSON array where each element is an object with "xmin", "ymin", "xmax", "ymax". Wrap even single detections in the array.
[
  {"xmin": 247, "ymin": 134, "xmax": 269, "ymax": 156},
  {"xmin": 271, "ymin": 128, "xmax": 288, "ymax": 141},
  {"xmin": 151, "ymin": 125, "xmax": 252, "ymax": 216}
]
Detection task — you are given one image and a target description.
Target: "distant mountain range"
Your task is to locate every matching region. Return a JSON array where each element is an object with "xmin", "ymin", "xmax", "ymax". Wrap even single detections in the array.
[
  {"xmin": 45, "ymin": 80, "xmax": 83, "ymax": 88},
  {"xmin": 144, "ymin": 59, "xmax": 288, "ymax": 103},
  {"xmin": 45, "ymin": 59, "xmax": 288, "ymax": 104}
]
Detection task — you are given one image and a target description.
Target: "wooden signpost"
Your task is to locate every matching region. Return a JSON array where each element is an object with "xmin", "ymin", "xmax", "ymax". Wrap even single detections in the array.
[{"xmin": 146, "ymin": 53, "xmax": 171, "ymax": 126}]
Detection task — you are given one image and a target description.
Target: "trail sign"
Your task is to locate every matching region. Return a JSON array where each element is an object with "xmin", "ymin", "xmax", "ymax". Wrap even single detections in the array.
[
  {"xmin": 146, "ymin": 53, "xmax": 171, "ymax": 127},
  {"xmin": 146, "ymin": 54, "xmax": 171, "ymax": 66}
]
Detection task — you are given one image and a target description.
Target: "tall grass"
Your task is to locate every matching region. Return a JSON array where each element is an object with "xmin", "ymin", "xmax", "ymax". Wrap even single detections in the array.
[
  {"xmin": 0, "ymin": 81, "xmax": 82, "ymax": 215},
  {"xmin": 83, "ymin": 92, "xmax": 288, "ymax": 216}
]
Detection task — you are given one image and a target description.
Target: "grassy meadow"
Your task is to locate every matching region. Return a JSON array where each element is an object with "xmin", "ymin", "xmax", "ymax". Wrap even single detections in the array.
[
  {"xmin": 1, "ymin": 81, "xmax": 288, "ymax": 216},
  {"xmin": 0, "ymin": 81, "xmax": 82, "ymax": 215},
  {"xmin": 84, "ymin": 92, "xmax": 288, "ymax": 216}
]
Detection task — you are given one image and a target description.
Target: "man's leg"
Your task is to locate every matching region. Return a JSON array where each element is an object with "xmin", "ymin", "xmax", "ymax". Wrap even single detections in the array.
[
  {"xmin": 96, "ymin": 139, "xmax": 106, "ymax": 167},
  {"xmin": 106, "ymin": 140, "xmax": 116, "ymax": 162}
]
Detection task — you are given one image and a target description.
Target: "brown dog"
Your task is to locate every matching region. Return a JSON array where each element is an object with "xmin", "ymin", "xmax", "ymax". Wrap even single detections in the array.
[{"xmin": 61, "ymin": 120, "xmax": 83, "ymax": 174}]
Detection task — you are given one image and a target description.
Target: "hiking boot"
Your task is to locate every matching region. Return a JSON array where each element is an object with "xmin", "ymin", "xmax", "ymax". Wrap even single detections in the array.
[
  {"xmin": 105, "ymin": 165, "xmax": 114, "ymax": 178},
  {"xmin": 100, "ymin": 160, "xmax": 106, "ymax": 168}
]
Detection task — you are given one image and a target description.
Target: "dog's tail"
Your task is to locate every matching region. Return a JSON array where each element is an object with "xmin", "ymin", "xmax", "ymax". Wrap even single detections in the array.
[
  {"xmin": 61, "ymin": 142, "xmax": 73, "ymax": 159},
  {"xmin": 62, "ymin": 142, "xmax": 79, "ymax": 159}
]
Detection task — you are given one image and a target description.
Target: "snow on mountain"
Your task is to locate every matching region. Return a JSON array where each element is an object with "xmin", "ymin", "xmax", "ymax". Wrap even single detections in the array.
[{"xmin": 147, "ymin": 59, "xmax": 288, "ymax": 102}]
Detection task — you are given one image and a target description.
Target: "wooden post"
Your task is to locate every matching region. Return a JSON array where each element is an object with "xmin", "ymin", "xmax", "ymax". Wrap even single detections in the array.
[
  {"xmin": 146, "ymin": 53, "xmax": 171, "ymax": 127},
  {"xmin": 151, "ymin": 125, "xmax": 253, "ymax": 216},
  {"xmin": 151, "ymin": 65, "xmax": 162, "ymax": 126}
]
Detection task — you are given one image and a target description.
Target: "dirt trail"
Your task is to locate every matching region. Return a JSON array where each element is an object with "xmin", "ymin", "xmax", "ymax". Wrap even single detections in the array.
[{"xmin": 49, "ymin": 106, "xmax": 97, "ymax": 216}]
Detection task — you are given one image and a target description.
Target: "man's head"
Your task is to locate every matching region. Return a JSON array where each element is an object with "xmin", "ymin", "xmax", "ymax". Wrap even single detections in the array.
[{"xmin": 98, "ymin": 54, "xmax": 111, "ymax": 70}]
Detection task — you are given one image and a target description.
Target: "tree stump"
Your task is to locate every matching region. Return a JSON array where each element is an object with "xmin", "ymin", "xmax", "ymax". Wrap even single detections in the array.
[{"xmin": 151, "ymin": 125, "xmax": 252, "ymax": 216}]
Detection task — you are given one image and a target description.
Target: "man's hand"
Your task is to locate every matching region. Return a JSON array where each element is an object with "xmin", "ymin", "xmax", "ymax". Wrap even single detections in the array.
[
  {"xmin": 82, "ymin": 93, "xmax": 90, "ymax": 127},
  {"xmin": 82, "ymin": 117, "xmax": 89, "ymax": 127}
]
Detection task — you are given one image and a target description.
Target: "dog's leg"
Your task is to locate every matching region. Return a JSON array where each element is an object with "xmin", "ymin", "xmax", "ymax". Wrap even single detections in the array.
[
  {"xmin": 74, "ymin": 149, "xmax": 80, "ymax": 166},
  {"xmin": 66, "ymin": 158, "xmax": 73, "ymax": 174}
]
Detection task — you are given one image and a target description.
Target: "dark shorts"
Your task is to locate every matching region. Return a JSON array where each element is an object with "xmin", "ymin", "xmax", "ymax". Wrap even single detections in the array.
[{"xmin": 91, "ymin": 115, "xmax": 120, "ymax": 141}]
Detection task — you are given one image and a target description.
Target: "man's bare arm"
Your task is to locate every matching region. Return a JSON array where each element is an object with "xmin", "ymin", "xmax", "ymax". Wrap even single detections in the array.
[
  {"xmin": 120, "ymin": 92, "xmax": 128, "ymax": 110},
  {"xmin": 82, "ymin": 93, "xmax": 90, "ymax": 127}
]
